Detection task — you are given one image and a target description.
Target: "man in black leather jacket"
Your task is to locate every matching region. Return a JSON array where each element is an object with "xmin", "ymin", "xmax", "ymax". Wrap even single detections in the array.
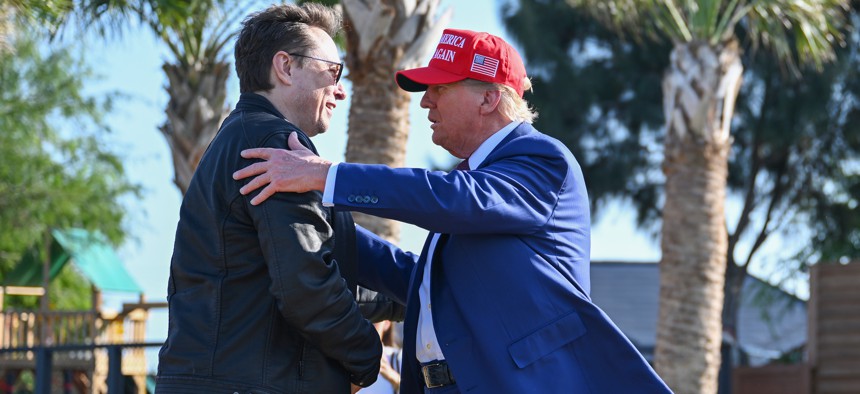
[{"xmin": 156, "ymin": 4, "xmax": 394, "ymax": 393}]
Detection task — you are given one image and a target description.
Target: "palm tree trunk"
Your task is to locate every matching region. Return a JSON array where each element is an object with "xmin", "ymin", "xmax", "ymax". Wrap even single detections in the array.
[
  {"xmin": 654, "ymin": 40, "xmax": 742, "ymax": 394},
  {"xmin": 342, "ymin": 0, "xmax": 449, "ymax": 243},
  {"xmin": 721, "ymin": 252, "xmax": 745, "ymax": 369},
  {"xmin": 160, "ymin": 60, "xmax": 231, "ymax": 195},
  {"xmin": 345, "ymin": 67, "xmax": 412, "ymax": 242}
]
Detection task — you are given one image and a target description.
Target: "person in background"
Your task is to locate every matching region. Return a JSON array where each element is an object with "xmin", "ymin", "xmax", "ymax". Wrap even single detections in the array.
[
  {"xmin": 156, "ymin": 4, "xmax": 390, "ymax": 393},
  {"xmin": 364, "ymin": 320, "xmax": 402, "ymax": 394},
  {"xmin": 234, "ymin": 28, "xmax": 671, "ymax": 393}
]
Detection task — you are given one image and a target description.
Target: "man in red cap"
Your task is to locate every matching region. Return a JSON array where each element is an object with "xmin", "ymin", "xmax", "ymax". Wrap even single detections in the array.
[{"xmin": 234, "ymin": 29, "xmax": 671, "ymax": 393}]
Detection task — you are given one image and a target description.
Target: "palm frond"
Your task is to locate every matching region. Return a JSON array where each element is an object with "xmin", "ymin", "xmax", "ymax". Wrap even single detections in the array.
[
  {"xmin": 565, "ymin": 0, "xmax": 667, "ymax": 41},
  {"xmin": 154, "ymin": 0, "xmax": 243, "ymax": 68},
  {"xmin": 662, "ymin": 0, "xmax": 693, "ymax": 41},
  {"xmin": 5, "ymin": 0, "xmax": 74, "ymax": 28},
  {"xmin": 77, "ymin": 0, "xmax": 145, "ymax": 38},
  {"xmin": 713, "ymin": 0, "xmax": 746, "ymax": 42},
  {"xmin": 569, "ymin": 0, "xmax": 848, "ymax": 73},
  {"xmin": 565, "ymin": 0, "xmax": 739, "ymax": 43},
  {"xmin": 745, "ymin": 0, "xmax": 848, "ymax": 73},
  {"xmin": 692, "ymin": 0, "xmax": 721, "ymax": 38}
]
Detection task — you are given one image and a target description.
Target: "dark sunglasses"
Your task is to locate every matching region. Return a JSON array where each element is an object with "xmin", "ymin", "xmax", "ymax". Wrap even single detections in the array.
[{"xmin": 289, "ymin": 53, "xmax": 344, "ymax": 85}]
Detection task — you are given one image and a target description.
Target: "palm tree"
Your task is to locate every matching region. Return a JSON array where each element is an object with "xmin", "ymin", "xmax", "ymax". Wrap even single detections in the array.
[
  {"xmin": 72, "ymin": 0, "xmax": 238, "ymax": 194},
  {"xmin": 565, "ymin": 1, "xmax": 847, "ymax": 393},
  {"xmin": 147, "ymin": 1, "xmax": 239, "ymax": 194},
  {"xmin": 340, "ymin": 0, "xmax": 451, "ymax": 242},
  {"xmin": 6, "ymin": 2, "xmax": 234, "ymax": 196},
  {"xmin": 0, "ymin": 0, "xmax": 69, "ymax": 53}
]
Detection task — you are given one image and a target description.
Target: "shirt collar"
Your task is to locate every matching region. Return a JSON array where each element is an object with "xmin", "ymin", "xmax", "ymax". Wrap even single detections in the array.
[{"xmin": 465, "ymin": 120, "xmax": 521, "ymax": 170}]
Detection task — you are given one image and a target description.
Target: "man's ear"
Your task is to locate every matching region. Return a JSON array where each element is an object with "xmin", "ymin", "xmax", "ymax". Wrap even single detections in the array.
[
  {"xmin": 271, "ymin": 51, "xmax": 293, "ymax": 86},
  {"xmin": 479, "ymin": 89, "xmax": 502, "ymax": 115}
]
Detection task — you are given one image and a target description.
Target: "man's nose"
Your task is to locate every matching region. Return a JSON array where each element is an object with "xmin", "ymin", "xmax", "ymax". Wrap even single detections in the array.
[
  {"xmin": 419, "ymin": 91, "xmax": 432, "ymax": 108},
  {"xmin": 334, "ymin": 82, "xmax": 347, "ymax": 100}
]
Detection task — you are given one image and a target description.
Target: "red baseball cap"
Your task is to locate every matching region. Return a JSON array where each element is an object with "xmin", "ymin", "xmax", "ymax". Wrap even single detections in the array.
[{"xmin": 395, "ymin": 28, "xmax": 528, "ymax": 97}]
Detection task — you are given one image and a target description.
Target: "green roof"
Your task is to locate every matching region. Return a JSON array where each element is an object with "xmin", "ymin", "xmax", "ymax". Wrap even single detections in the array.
[{"xmin": 4, "ymin": 228, "xmax": 142, "ymax": 293}]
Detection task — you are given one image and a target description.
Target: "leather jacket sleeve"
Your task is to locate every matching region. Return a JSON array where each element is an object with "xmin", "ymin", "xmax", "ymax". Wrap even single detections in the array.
[
  {"xmin": 245, "ymin": 132, "xmax": 381, "ymax": 387},
  {"xmin": 329, "ymin": 205, "xmax": 405, "ymax": 323},
  {"xmin": 356, "ymin": 286, "xmax": 406, "ymax": 322}
]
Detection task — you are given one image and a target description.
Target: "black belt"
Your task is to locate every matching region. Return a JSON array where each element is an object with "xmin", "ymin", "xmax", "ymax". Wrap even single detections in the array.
[{"xmin": 420, "ymin": 360, "xmax": 456, "ymax": 388}]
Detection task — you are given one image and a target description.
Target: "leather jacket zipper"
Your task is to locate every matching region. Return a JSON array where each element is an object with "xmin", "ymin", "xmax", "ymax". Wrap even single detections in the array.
[{"xmin": 298, "ymin": 341, "xmax": 306, "ymax": 378}]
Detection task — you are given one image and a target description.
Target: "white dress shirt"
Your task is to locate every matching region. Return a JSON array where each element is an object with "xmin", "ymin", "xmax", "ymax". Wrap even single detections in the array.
[{"xmin": 323, "ymin": 121, "xmax": 521, "ymax": 363}]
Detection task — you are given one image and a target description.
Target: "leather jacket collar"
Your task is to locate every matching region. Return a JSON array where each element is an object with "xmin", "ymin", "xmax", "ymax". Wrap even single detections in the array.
[{"xmin": 234, "ymin": 92, "xmax": 319, "ymax": 155}]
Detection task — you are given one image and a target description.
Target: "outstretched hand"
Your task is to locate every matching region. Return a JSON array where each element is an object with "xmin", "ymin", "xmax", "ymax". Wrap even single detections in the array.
[{"xmin": 232, "ymin": 132, "xmax": 332, "ymax": 205}]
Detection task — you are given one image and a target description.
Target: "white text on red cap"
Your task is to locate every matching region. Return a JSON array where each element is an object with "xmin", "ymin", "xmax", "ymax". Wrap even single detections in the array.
[
  {"xmin": 439, "ymin": 34, "xmax": 466, "ymax": 48},
  {"xmin": 433, "ymin": 33, "xmax": 466, "ymax": 63}
]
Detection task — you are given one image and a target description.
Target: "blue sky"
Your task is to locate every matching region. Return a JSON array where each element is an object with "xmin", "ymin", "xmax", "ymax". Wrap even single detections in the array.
[{"xmin": 78, "ymin": 0, "xmax": 669, "ymax": 368}]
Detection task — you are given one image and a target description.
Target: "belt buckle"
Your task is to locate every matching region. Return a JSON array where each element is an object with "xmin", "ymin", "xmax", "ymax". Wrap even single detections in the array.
[{"xmin": 421, "ymin": 361, "xmax": 448, "ymax": 388}]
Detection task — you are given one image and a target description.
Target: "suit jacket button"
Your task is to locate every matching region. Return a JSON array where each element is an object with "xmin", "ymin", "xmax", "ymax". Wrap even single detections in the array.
[
  {"xmin": 347, "ymin": 195, "xmax": 355, "ymax": 203},
  {"xmin": 371, "ymin": 196, "xmax": 379, "ymax": 204},
  {"xmin": 362, "ymin": 196, "xmax": 371, "ymax": 203}
]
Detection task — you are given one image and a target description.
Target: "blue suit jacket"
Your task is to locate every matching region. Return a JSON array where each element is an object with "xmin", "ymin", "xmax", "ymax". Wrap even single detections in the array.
[{"xmin": 335, "ymin": 123, "xmax": 671, "ymax": 393}]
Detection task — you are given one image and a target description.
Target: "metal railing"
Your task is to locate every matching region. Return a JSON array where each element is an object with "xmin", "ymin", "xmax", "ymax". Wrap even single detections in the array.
[
  {"xmin": 0, "ymin": 342, "xmax": 162, "ymax": 393},
  {"xmin": 1, "ymin": 308, "xmax": 161, "ymax": 393}
]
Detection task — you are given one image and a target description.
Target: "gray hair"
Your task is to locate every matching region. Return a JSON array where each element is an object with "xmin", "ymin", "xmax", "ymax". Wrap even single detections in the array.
[{"xmin": 462, "ymin": 78, "xmax": 538, "ymax": 123}]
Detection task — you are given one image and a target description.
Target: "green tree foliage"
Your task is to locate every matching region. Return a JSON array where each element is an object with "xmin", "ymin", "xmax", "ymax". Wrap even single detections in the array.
[
  {"xmin": 503, "ymin": 0, "xmax": 860, "ymax": 354},
  {"xmin": 504, "ymin": 6, "xmax": 859, "ymax": 391},
  {"xmin": 0, "ymin": 0, "xmax": 73, "ymax": 30},
  {"xmin": 0, "ymin": 34, "xmax": 139, "ymax": 309},
  {"xmin": 502, "ymin": 0, "xmax": 671, "ymax": 222},
  {"xmin": 504, "ymin": 0, "xmax": 860, "ymax": 266},
  {"xmin": 59, "ymin": 0, "xmax": 243, "ymax": 194},
  {"xmin": 729, "ymin": 5, "xmax": 860, "ymax": 268}
]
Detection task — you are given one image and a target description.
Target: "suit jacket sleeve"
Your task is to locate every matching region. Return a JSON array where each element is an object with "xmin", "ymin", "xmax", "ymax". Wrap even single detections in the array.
[
  {"xmin": 243, "ymin": 131, "xmax": 381, "ymax": 387},
  {"xmin": 354, "ymin": 224, "xmax": 420, "ymax": 306},
  {"xmin": 333, "ymin": 137, "xmax": 572, "ymax": 235}
]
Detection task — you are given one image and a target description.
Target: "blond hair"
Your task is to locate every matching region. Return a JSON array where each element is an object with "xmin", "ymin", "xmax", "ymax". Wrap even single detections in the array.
[{"xmin": 462, "ymin": 78, "xmax": 538, "ymax": 123}]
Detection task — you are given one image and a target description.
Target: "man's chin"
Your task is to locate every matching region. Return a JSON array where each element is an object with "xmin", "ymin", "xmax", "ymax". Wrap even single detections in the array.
[
  {"xmin": 305, "ymin": 123, "xmax": 328, "ymax": 137},
  {"xmin": 315, "ymin": 120, "xmax": 330, "ymax": 135},
  {"xmin": 431, "ymin": 135, "xmax": 444, "ymax": 148}
]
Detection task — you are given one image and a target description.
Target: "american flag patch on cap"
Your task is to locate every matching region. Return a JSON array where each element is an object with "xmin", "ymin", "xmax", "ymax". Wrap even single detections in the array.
[{"xmin": 470, "ymin": 54, "xmax": 499, "ymax": 78}]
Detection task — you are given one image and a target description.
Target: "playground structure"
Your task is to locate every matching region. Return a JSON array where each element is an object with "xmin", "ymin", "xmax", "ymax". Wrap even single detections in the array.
[{"xmin": 0, "ymin": 229, "xmax": 165, "ymax": 393}]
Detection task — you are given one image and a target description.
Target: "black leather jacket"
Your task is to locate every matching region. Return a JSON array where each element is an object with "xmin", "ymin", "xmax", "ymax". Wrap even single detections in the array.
[{"xmin": 157, "ymin": 93, "xmax": 399, "ymax": 393}]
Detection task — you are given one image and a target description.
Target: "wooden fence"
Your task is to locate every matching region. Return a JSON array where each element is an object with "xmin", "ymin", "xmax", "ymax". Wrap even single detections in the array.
[
  {"xmin": 734, "ymin": 364, "xmax": 810, "ymax": 394},
  {"xmin": 0, "ymin": 311, "xmax": 99, "ymax": 370},
  {"xmin": 0, "ymin": 308, "xmax": 154, "ymax": 393},
  {"xmin": 809, "ymin": 262, "xmax": 860, "ymax": 393}
]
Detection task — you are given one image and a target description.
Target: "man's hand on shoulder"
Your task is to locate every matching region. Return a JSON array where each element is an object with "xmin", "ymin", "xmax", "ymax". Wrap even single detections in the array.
[{"xmin": 233, "ymin": 132, "xmax": 331, "ymax": 205}]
